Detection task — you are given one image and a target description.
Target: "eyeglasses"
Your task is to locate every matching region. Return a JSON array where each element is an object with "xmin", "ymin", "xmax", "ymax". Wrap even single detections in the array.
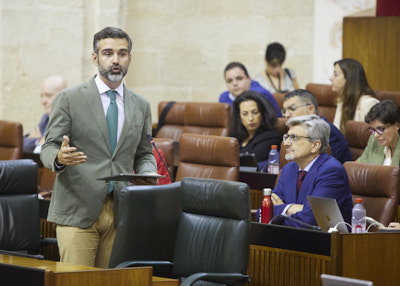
[
  {"xmin": 283, "ymin": 133, "xmax": 312, "ymax": 143},
  {"xmin": 281, "ymin": 104, "xmax": 311, "ymax": 115},
  {"xmin": 367, "ymin": 126, "xmax": 388, "ymax": 136}
]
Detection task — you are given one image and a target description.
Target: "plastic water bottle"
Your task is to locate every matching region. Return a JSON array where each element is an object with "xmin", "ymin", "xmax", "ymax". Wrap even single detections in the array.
[
  {"xmin": 260, "ymin": 188, "xmax": 273, "ymax": 223},
  {"xmin": 351, "ymin": 198, "xmax": 366, "ymax": 233},
  {"xmin": 267, "ymin": 145, "xmax": 279, "ymax": 174}
]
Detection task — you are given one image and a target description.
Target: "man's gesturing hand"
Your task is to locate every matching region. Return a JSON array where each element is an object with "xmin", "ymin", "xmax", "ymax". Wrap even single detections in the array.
[{"xmin": 56, "ymin": 135, "xmax": 87, "ymax": 166}]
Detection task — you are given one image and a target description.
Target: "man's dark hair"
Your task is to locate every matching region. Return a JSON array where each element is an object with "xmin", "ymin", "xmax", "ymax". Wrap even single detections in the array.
[
  {"xmin": 224, "ymin": 62, "xmax": 250, "ymax": 78},
  {"xmin": 230, "ymin": 90, "xmax": 277, "ymax": 142},
  {"xmin": 284, "ymin": 89, "xmax": 319, "ymax": 115},
  {"xmin": 93, "ymin": 27, "xmax": 132, "ymax": 54}
]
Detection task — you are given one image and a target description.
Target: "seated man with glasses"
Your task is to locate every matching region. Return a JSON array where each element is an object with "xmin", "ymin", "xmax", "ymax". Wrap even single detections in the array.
[
  {"xmin": 357, "ymin": 100, "xmax": 400, "ymax": 166},
  {"xmin": 271, "ymin": 115, "xmax": 353, "ymax": 228},
  {"xmin": 282, "ymin": 89, "xmax": 352, "ymax": 164}
]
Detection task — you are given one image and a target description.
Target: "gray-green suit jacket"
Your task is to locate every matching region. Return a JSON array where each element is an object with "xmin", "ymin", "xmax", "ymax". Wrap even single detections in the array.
[{"xmin": 41, "ymin": 78, "xmax": 157, "ymax": 228}]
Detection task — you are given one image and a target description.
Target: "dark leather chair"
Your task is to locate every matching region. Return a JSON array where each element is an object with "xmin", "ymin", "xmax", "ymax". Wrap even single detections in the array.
[
  {"xmin": 375, "ymin": 90, "xmax": 400, "ymax": 106},
  {"xmin": 344, "ymin": 120, "xmax": 371, "ymax": 161},
  {"xmin": 272, "ymin": 92, "xmax": 286, "ymax": 109},
  {"xmin": 111, "ymin": 177, "xmax": 252, "ymax": 286},
  {"xmin": 344, "ymin": 162, "xmax": 400, "ymax": 226},
  {"xmin": 109, "ymin": 182, "xmax": 182, "ymax": 276},
  {"xmin": 0, "ymin": 159, "xmax": 54, "ymax": 258},
  {"xmin": 156, "ymin": 102, "xmax": 187, "ymax": 142},
  {"xmin": 0, "ymin": 120, "xmax": 23, "ymax": 160},
  {"xmin": 306, "ymin": 83, "xmax": 339, "ymax": 123},
  {"xmin": 275, "ymin": 117, "xmax": 288, "ymax": 138},
  {"xmin": 175, "ymin": 133, "xmax": 240, "ymax": 182},
  {"xmin": 153, "ymin": 138, "xmax": 175, "ymax": 178},
  {"xmin": 156, "ymin": 102, "xmax": 231, "ymax": 142}
]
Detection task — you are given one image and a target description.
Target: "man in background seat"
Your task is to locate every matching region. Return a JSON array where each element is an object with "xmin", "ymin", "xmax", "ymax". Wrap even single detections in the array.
[
  {"xmin": 282, "ymin": 89, "xmax": 352, "ymax": 164},
  {"xmin": 23, "ymin": 75, "xmax": 67, "ymax": 153}
]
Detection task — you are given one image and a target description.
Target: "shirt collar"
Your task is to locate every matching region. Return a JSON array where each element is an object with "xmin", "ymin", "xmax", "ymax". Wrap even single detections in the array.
[
  {"xmin": 94, "ymin": 74, "xmax": 124, "ymax": 97},
  {"xmin": 228, "ymin": 92, "xmax": 235, "ymax": 102},
  {"xmin": 300, "ymin": 154, "xmax": 320, "ymax": 172},
  {"xmin": 383, "ymin": 146, "xmax": 392, "ymax": 166}
]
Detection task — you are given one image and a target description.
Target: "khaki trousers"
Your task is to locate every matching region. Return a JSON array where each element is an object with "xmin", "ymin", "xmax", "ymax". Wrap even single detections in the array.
[{"xmin": 56, "ymin": 197, "xmax": 116, "ymax": 268}]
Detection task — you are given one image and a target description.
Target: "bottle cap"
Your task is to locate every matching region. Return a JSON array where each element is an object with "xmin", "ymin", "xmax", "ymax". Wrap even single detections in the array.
[
  {"xmin": 271, "ymin": 145, "xmax": 277, "ymax": 149},
  {"xmin": 263, "ymin": 188, "xmax": 272, "ymax": 196},
  {"xmin": 355, "ymin": 198, "xmax": 363, "ymax": 204}
]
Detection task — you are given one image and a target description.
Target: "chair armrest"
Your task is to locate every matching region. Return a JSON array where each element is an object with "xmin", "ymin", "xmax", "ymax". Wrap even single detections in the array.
[
  {"xmin": 114, "ymin": 260, "xmax": 173, "ymax": 269},
  {"xmin": 180, "ymin": 272, "xmax": 251, "ymax": 286},
  {"xmin": 41, "ymin": 237, "xmax": 57, "ymax": 246}
]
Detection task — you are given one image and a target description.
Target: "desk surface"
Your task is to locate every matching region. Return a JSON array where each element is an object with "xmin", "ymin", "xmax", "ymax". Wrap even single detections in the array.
[{"xmin": 0, "ymin": 254, "xmax": 178, "ymax": 286}]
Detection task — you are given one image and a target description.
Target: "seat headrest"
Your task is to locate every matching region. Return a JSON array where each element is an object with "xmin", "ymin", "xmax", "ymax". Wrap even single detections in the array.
[
  {"xmin": 181, "ymin": 177, "xmax": 250, "ymax": 220},
  {"xmin": 0, "ymin": 159, "xmax": 38, "ymax": 194},
  {"xmin": 184, "ymin": 102, "xmax": 230, "ymax": 127},
  {"xmin": 179, "ymin": 134, "xmax": 239, "ymax": 167},
  {"xmin": 344, "ymin": 162, "xmax": 400, "ymax": 198}
]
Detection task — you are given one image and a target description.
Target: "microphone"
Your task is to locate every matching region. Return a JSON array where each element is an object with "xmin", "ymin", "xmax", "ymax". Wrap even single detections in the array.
[
  {"xmin": 146, "ymin": 134, "xmax": 175, "ymax": 183},
  {"xmin": 0, "ymin": 249, "xmax": 45, "ymax": 260},
  {"xmin": 269, "ymin": 214, "xmax": 321, "ymax": 231}
]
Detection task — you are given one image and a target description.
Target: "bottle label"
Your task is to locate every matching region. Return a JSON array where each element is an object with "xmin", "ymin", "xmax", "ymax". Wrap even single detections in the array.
[
  {"xmin": 354, "ymin": 224, "xmax": 363, "ymax": 234},
  {"xmin": 268, "ymin": 164, "xmax": 279, "ymax": 174}
]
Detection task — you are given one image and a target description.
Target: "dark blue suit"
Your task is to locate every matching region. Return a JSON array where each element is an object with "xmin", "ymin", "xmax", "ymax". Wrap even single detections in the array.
[
  {"xmin": 323, "ymin": 117, "xmax": 352, "ymax": 164},
  {"xmin": 273, "ymin": 153, "xmax": 353, "ymax": 228},
  {"xmin": 23, "ymin": 113, "xmax": 49, "ymax": 151},
  {"xmin": 219, "ymin": 80, "xmax": 282, "ymax": 117}
]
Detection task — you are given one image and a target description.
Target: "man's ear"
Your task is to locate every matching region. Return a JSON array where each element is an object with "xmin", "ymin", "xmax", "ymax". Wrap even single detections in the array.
[
  {"xmin": 308, "ymin": 104, "xmax": 316, "ymax": 114},
  {"xmin": 311, "ymin": 140, "xmax": 322, "ymax": 154},
  {"xmin": 92, "ymin": 52, "xmax": 98, "ymax": 66}
]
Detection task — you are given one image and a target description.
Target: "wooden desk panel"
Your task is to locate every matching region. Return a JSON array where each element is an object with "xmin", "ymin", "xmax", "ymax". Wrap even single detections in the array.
[
  {"xmin": 0, "ymin": 255, "xmax": 178, "ymax": 286},
  {"xmin": 249, "ymin": 223, "xmax": 400, "ymax": 286}
]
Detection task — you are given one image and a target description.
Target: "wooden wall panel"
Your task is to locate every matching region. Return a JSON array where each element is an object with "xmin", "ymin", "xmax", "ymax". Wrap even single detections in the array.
[{"xmin": 343, "ymin": 17, "xmax": 400, "ymax": 91}]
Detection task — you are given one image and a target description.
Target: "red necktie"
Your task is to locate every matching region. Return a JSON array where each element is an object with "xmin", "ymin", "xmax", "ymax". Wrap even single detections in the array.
[{"xmin": 296, "ymin": 171, "xmax": 307, "ymax": 193}]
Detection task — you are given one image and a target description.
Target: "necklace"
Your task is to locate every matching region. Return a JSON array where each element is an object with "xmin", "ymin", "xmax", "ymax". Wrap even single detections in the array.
[{"xmin": 266, "ymin": 70, "xmax": 281, "ymax": 92}]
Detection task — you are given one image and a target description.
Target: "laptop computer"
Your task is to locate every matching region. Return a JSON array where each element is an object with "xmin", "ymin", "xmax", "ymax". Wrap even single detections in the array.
[
  {"xmin": 307, "ymin": 196, "xmax": 349, "ymax": 233},
  {"xmin": 321, "ymin": 274, "xmax": 373, "ymax": 286}
]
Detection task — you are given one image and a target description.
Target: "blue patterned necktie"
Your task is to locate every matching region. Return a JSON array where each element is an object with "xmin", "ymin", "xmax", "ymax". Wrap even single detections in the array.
[{"xmin": 106, "ymin": 90, "xmax": 118, "ymax": 194}]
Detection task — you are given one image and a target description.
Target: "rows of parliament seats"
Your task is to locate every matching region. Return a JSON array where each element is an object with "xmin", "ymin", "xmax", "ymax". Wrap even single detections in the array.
[{"xmin": 155, "ymin": 101, "xmax": 231, "ymax": 142}]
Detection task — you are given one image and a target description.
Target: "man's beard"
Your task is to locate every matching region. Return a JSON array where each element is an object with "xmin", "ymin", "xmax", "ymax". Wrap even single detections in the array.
[
  {"xmin": 98, "ymin": 63, "xmax": 127, "ymax": 82},
  {"xmin": 285, "ymin": 152, "xmax": 295, "ymax": 161}
]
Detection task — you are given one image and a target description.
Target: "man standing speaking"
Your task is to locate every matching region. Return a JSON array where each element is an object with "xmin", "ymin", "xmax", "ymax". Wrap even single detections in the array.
[{"xmin": 41, "ymin": 27, "xmax": 157, "ymax": 268}]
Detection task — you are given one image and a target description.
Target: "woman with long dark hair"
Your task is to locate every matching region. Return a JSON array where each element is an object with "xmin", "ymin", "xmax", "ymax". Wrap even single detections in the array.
[
  {"xmin": 230, "ymin": 90, "xmax": 281, "ymax": 164},
  {"xmin": 330, "ymin": 58, "xmax": 379, "ymax": 133}
]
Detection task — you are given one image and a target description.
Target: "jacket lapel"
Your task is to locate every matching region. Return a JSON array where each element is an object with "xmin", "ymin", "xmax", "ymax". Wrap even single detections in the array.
[
  {"xmin": 297, "ymin": 153, "xmax": 328, "ymax": 202},
  {"xmin": 82, "ymin": 79, "xmax": 112, "ymax": 153}
]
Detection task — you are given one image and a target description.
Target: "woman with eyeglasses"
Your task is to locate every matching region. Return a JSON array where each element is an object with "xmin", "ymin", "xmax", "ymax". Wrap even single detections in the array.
[
  {"xmin": 330, "ymin": 58, "xmax": 379, "ymax": 133},
  {"xmin": 357, "ymin": 100, "xmax": 400, "ymax": 166},
  {"xmin": 255, "ymin": 42, "xmax": 300, "ymax": 94},
  {"xmin": 230, "ymin": 90, "xmax": 282, "ymax": 167}
]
